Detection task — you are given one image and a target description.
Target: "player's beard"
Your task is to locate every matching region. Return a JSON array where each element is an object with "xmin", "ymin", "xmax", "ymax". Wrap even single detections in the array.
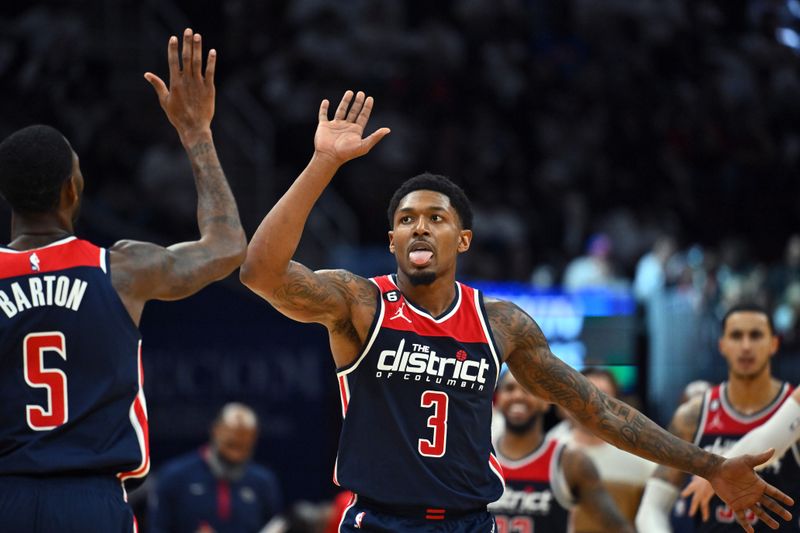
[
  {"xmin": 408, "ymin": 270, "xmax": 436, "ymax": 286},
  {"xmin": 505, "ymin": 412, "xmax": 541, "ymax": 436}
]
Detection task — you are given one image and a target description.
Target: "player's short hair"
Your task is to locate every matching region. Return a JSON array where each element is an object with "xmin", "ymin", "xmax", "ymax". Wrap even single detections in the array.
[
  {"xmin": 0, "ymin": 125, "xmax": 73, "ymax": 214},
  {"xmin": 387, "ymin": 172, "xmax": 473, "ymax": 230},
  {"xmin": 581, "ymin": 367, "xmax": 620, "ymax": 398},
  {"xmin": 721, "ymin": 302, "xmax": 775, "ymax": 335}
]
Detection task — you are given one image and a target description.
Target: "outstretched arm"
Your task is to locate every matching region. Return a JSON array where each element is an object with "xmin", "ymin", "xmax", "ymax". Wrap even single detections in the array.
[
  {"xmin": 239, "ymin": 91, "xmax": 389, "ymax": 336},
  {"xmin": 487, "ymin": 299, "xmax": 793, "ymax": 532},
  {"xmin": 110, "ymin": 29, "xmax": 246, "ymax": 324},
  {"xmin": 563, "ymin": 448, "xmax": 634, "ymax": 533}
]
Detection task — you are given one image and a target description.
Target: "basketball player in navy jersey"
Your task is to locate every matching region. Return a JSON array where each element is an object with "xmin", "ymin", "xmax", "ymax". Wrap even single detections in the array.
[
  {"xmin": 240, "ymin": 90, "xmax": 792, "ymax": 533},
  {"xmin": 490, "ymin": 369, "xmax": 633, "ymax": 533},
  {"xmin": 637, "ymin": 303, "xmax": 800, "ymax": 533},
  {"xmin": 0, "ymin": 29, "xmax": 245, "ymax": 532}
]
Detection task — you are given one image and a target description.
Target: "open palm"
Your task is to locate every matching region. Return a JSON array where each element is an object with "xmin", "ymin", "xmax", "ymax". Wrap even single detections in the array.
[
  {"xmin": 708, "ymin": 451, "xmax": 793, "ymax": 532},
  {"xmin": 315, "ymin": 90, "xmax": 390, "ymax": 164}
]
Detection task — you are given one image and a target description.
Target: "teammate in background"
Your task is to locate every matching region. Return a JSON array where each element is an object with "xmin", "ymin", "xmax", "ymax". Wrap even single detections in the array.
[
  {"xmin": 558, "ymin": 368, "xmax": 657, "ymax": 530},
  {"xmin": 0, "ymin": 29, "xmax": 246, "ymax": 531},
  {"xmin": 636, "ymin": 303, "xmax": 800, "ymax": 532},
  {"xmin": 149, "ymin": 403, "xmax": 283, "ymax": 533},
  {"xmin": 239, "ymin": 90, "xmax": 791, "ymax": 533},
  {"xmin": 489, "ymin": 369, "xmax": 633, "ymax": 533},
  {"xmin": 682, "ymin": 385, "xmax": 800, "ymax": 522}
]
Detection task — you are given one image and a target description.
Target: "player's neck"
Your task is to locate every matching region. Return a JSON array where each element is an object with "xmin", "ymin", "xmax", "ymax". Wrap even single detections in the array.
[
  {"xmin": 9, "ymin": 212, "xmax": 73, "ymax": 250},
  {"xmin": 726, "ymin": 369, "xmax": 781, "ymax": 415},
  {"xmin": 499, "ymin": 419, "xmax": 544, "ymax": 460},
  {"xmin": 395, "ymin": 271, "xmax": 457, "ymax": 317}
]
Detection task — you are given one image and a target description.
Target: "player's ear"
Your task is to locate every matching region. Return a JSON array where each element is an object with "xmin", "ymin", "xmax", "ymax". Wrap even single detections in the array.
[
  {"xmin": 457, "ymin": 229, "xmax": 472, "ymax": 253},
  {"xmin": 388, "ymin": 230, "xmax": 395, "ymax": 254},
  {"xmin": 60, "ymin": 175, "xmax": 79, "ymax": 210}
]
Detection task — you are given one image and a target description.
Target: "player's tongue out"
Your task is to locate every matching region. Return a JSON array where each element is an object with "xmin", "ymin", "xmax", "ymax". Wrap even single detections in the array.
[{"xmin": 409, "ymin": 250, "xmax": 433, "ymax": 265}]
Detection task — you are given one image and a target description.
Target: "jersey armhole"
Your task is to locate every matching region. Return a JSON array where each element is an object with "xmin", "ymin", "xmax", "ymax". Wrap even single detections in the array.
[
  {"xmin": 691, "ymin": 391, "xmax": 711, "ymax": 446},
  {"xmin": 551, "ymin": 442, "xmax": 577, "ymax": 510},
  {"xmin": 335, "ymin": 278, "xmax": 385, "ymax": 375}
]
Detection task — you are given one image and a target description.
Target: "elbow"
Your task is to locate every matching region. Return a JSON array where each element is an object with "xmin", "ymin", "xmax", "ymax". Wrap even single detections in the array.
[
  {"xmin": 239, "ymin": 259, "xmax": 257, "ymax": 288},
  {"xmin": 209, "ymin": 232, "xmax": 247, "ymax": 279},
  {"xmin": 239, "ymin": 249, "xmax": 273, "ymax": 295}
]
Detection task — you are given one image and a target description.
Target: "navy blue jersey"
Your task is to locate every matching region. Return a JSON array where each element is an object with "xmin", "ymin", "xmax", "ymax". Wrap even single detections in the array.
[
  {"xmin": 334, "ymin": 275, "xmax": 504, "ymax": 511},
  {"xmin": 489, "ymin": 439, "xmax": 574, "ymax": 533},
  {"xmin": 149, "ymin": 448, "xmax": 283, "ymax": 533},
  {"xmin": 694, "ymin": 383, "xmax": 800, "ymax": 532},
  {"xmin": 0, "ymin": 237, "xmax": 148, "ymax": 482}
]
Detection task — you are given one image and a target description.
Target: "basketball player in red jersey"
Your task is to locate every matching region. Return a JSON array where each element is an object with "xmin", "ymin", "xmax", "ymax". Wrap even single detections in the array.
[
  {"xmin": 0, "ymin": 29, "xmax": 245, "ymax": 531},
  {"xmin": 637, "ymin": 304, "xmax": 800, "ymax": 532},
  {"xmin": 240, "ymin": 90, "xmax": 792, "ymax": 532},
  {"xmin": 491, "ymin": 369, "xmax": 634, "ymax": 533}
]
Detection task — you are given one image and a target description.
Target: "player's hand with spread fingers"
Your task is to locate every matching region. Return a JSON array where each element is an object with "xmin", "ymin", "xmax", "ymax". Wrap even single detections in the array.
[
  {"xmin": 144, "ymin": 28, "xmax": 216, "ymax": 142},
  {"xmin": 706, "ymin": 449, "xmax": 793, "ymax": 532},
  {"xmin": 314, "ymin": 90, "xmax": 391, "ymax": 167},
  {"xmin": 681, "ymin": 474, "xmax": 717, "ymax": 522}
]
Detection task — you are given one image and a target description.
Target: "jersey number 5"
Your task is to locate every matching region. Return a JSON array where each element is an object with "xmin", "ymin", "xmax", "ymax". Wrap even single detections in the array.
[
  {"xmin": 418, "ymin": 390, "xmax": 449, "ymax": 457},
  {"xmin": 24, "ymin": 332, "xmax": 68, "ymax": 431}
]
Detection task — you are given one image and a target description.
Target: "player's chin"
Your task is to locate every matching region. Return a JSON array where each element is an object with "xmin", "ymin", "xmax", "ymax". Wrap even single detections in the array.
[{"xmin": 407, "ymin": 269, "xmax": 437, "ymax": 286}]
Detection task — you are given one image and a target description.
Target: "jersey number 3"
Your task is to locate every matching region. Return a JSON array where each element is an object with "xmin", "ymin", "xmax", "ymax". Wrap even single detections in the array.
[
  {"xmin": 418, "ymin": 390, "xmax": 449, "ymax": 457},
  {"xmin": 24, "ymin": 332, "xmax": 68, "ymax": 431}
]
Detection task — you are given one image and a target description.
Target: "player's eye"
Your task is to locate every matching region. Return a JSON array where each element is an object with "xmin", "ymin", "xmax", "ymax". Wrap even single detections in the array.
[
  {"xmin": 431, "ymin": 214, "xmax": 442, "ymax": 222},
  {"xmin": 400, "ymin": 216, "xmax": 413, "ymax": 224}
]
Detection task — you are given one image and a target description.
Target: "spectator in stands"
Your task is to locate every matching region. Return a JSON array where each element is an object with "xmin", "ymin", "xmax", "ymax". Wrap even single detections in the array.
[{"xmin": 149, "ymin": 403, "xmax": 283, "ymax": 533}]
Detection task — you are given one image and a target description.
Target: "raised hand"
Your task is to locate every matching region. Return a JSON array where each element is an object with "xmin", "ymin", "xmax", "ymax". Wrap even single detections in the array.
[
  {"xmin": 144, "ymin": 28, "xmax": 216, "ymax": 142},
  {"xmin": 706, "ymin": 450, "xmax": 793, "ymax": 532},
  {"xmin": 681, "ymin": 474, "xmax": 716, "ymax": 522},
  {"xmin": 314, "ymin": 90, "xmax": 390, "ymax": 166}
]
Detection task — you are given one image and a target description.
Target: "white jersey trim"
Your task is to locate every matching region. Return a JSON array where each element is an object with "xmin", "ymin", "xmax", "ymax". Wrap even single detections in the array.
[
  {"xmin": 386, "ymin": 275, "xmax": 463, "ymax": 323},
  {"xmin": 0, "ymin": 235, "xmax": 77, "ymax": 254},
  {"xmin": 494, "ymin": 437, "xmax": 551, "ymax": 468},
  {"xmin": 694, "ymin": 390, "xmax": 712, "ymax": 446},
  {"xmin": 719, "ymin": 382, "xmax": 791, "ymax": 424},
  {"xmin": 549, "ymin": 442, "xmax": 576, "ymax": 510},
  {"xmin": 337, "ymin": 493, "xmax": 358, "ymax": 532},
  {"xmin": 336, "ymin": 278, "xmax": 386, "ymax": 378},
  {"xmin": 474, "ymin": 289, "xmax": 501, "ymax": 387},
  {"xmin": 99, "ymin": 247, "xmax": 107, "ymax": 273}
]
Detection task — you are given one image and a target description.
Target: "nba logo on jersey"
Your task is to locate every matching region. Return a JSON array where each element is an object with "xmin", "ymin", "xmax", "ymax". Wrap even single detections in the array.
[
  {"xmin": 29, "ymin": 252, "xmax": 40, "ymax": 271},
  {"xmin": 354, "ymin": 511, "xmax": 366, "ymax": 528}
]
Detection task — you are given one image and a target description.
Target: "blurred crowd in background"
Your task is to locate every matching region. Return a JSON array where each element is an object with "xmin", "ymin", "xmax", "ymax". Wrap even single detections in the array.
[{"xmin": 2, "ymin": 0, "xmax": 800, "ymax": 530}]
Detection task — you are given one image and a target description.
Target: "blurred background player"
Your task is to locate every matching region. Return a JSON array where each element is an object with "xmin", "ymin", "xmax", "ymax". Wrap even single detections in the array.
[
  {"xmin": 240, "ymin": 89, "xmax": 791, "ymax": 532},
  {"xmin": 0, "ymin": 28, "xmax": 246, "ymax": 531},
  {"xmin": 149, "ymin": 403, "xmax": 283, "ymax": 533},
  {"xmin": 682, "ymin": 381, "xmax": 800, "ymax": 522},
  {"xmin": 490, "ymin": 368, "xmax": 633, "ymax": 533},
  {"xmin": 548, "ymin": 368, "xmax": 657, "ymax": 530},
  {"xmin": 636, "ymin": 303, "xmax": 800, "ymax": 532}
]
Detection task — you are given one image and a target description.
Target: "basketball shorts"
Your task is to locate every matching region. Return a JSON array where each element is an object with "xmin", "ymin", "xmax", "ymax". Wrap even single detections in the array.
[
  {"xmin": 0, "ymin": 474, "xmax": 135, "ymax": 533},
  {"xmin": 337, "ymin": 495, "xmax": 496, "ymax": 532}
]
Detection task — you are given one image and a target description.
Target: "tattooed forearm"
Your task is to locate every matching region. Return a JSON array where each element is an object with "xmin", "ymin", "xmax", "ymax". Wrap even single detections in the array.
[
  {"xmin": 269, "ymin": 263, "xmax": 377, "ymax": 331},
  {"xmin": 488, "ymin": 300, "xmax": 723, "ymax": 479},
  {"xmin": 185, "ymin": 139, "xmax": 243, "ymax": 236}
]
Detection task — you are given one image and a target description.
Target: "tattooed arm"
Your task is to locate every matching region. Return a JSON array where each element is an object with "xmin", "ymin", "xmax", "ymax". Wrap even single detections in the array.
[
  {"xmin": 487, "ymin": 299, "xmax": 793, "ymax": 532},
  {"xmin": 634, "ymin": 396, "xmax": 703, "ymax": 532},
  {"xmin": 240, "ymin": 91, "xmax": 389, "ymax": 364},
  {"xmin": 109, "ymin": 29, "xmax": 246, "ymax": 325},
  {"xmin": 651, "ymin": 396, "xmax": 704, "ymax": 488},
  {"xmin": 562, "ymin": 448, "xmax": 634, "ymax": 533}
]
